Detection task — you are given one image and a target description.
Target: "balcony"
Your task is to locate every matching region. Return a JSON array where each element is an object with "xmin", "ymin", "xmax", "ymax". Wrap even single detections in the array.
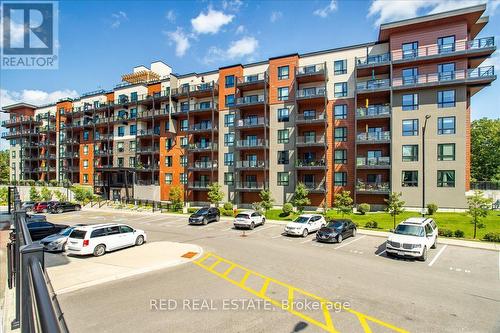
[
  {"xmin": 295, "ymin": 159, "xmax": 327, "ymax": 170},
  {"xmin": 356, "ymin": 157, "xmax": 391, "ymax": 169},
  {"xmin": 188, "ymin": 181, "xmax": 211, "ymax": 190},
  {"xmin": 295, "ymin": 112, "xmax": 326, "ymax": 124},
  {"xmin": 296, "ymin": 135, "xmax": 327, "ymax": 147},
  {"xmin": 188, "ymin": 122, "xmax": 217, "ymax": 133},
  {"xmin": 356, "ymin": 79, "xmax": 391, "ymax": 93},
  {"xmin": 391, "ymin": 37, "xmax": 495, "ymax": 63},
  {"xmin": 136, "ymin": 129, "xmax": 160, "ymax": 137},
  {"xmin": 188, "ymin": 161, "xmax": 218, "ymax": 170},
  {"xmin": 187, "ymin": 142, "xmax": 218, "ymax": 152},
  {"xmin": 356, "ymin": 181, "xmax": 390, "ymax": 194},
  {"xmin": 392, "ymin": 66, "xmax": 495, "ymax": 90},
  {"xmin": 2, "ymin": 116, "xmax": 40, "ymax": 128},
  {"xmin": 171, "ymin": 102, "xmax": 218, "ymax": 116},
  {"xmin": 39, "ymin": 141, "xmax": 56, "ymax": 147},
  {"xmin": 296, "ymin": 64, "xmax": 326, "ymax": 83},
  {"xmin": 302, "ymin": 182, "xmax": 327, "ymax": 193},
  {"xmin": 235, "ymin": 181, "xmax": 267, "ymax": 191},
  {"xmin": 234, "ymin": 95, "xmax": 265, "ymax": 108},
  {"xmin": 296, "ymin": 87, "xmax": 326, "ymax": 103},
  {"xmin": 235, "ymin": 117, "xmax": 268, "ymax": 129},
  {"xmin": 355, "ymin": 53, "xmax": 391, "ymax": 67},
  {"xmin": 94, "ymin": 133, "xmax": 114, "ymax": 141},
  {"xmin": 63, "ymin": 138, "xmax": 80, "ymax": 145},
  {"xmin": 65, "ymin": 151, "xmax": 80, "ymax": 158},
  {"xmin": 356, "ymin": 105, "xmax": 391, "ymax": 119},
  {"xmin": 235, "ymin": 139, "xmax": 268, "ymax": 149},
  {"xmin": 235, "ymin": 160, "xmax": 267, "ymax": 170},
  {"xmin": 136, "ymin": 146, "xmax": 159, "ymax": 154},
  {"xmin": 134, "ymin": 180, "xmax": 160, "ymax": 186},
  {"xmin": 237, "ymin": 73, "xmax": 266, "ymax": 91},
  {"xmin": 136, "ymin": 164, "xmax": 160, "ymax": 172},
  {"xmin": 137, "ymin": 108, "xmax": 169, "ymax": 119},
  {"xmin": 189, "ymin": 82, "xmax": 218, "ymax": 98},
  {"xmin": 357, "ymin": 131, "xmax": 391, "ymax": 144}
]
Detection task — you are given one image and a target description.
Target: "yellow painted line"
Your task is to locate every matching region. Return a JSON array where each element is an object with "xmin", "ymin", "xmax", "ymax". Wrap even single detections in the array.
[
  {"xmin": 194, "ymin": 252, "xmax": 409, "ymax": 333},
  {"xmin": 222, "ymin": 264, "xmax": 235, "ymax": 277},
  {"xmin": 195, "ymin": 253, "xmax": 212, "ymax": 265},
  {"xmin": 259, "ymin": 278, "xmax": 270, "ymax": 296},
  {"xmin": 208, "ymin": 259, "xmax": 221, "ymax": 270}
]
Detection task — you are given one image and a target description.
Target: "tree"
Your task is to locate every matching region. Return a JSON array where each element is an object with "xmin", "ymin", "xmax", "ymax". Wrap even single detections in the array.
[
  {"xmin": 29, "ymin": 186, "xmax": 40, "ymax": 202},
  {"xmin": 169, "ymin": 186, "xmax": 183, "ymax": 211},
  {"xmin": 334, "ymin": 190, "xmax": 353, "ymax": 218},
  {"xmin": 71, "ymin": 186, "xmax": 93, "ymax": 203},
  {"xmin": 0, "ymin": 187, "xmax": 8, "ymax": 205},
  {"xmin": 54, "ymin": 190, "xmax": 67, "ymax": 202},
  {"xmin": 467, "ymin": 190, "xmax": 493, "ymax": 239},
  {"xmin": 258, "ymin": 189, "xmax": 274, "ymax": 214},
  {"xmin": 207, "ymin": 183, "xmax": 224, "ymax": 206},
  {"xmin": 293, "ymin": 182, "xmax": 310, "ymax": 213},
  {"xmin": 385, "ymin": 192, "xmax": 405, "ymax": 229},
  {"xmin": 471, "ymin": 118, "xmax": 500, "ymax": 181},
  {"xmin": 0, "ymin": 150, "xmax": 8, "ymax": 183},
  {"xmin": 40, "ymin": 186, "xmax": 52, "ymax": 201}
]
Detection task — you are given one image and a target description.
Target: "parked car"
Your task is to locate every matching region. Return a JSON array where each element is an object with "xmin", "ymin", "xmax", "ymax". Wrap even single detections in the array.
[
  {"xmin": 284, "ymin": 214, "xmax": 326, "ymax": 237},
  {"xmin": 27, "ymin": 221, "xmax": 69, "ymax": 241},
  {"xmin": 21, "ymin": 201, "xmax": 36, "ymax": 211},
  {"xmin": 49, "ymin": 202, "xmax": 81, "ymax": 214},
  {"xmin": 40, "ymin": 224, "xmax": 87, "ymax": 252},
  {"xmin": 33, "ymin": 201, "xmax": 57, "ymax": 213},
  {"xmin": 188, "ymin": 207, "xmax": 220, "ymax": 225},
  {"xmin": 233, "ymin": 210, "xmax": 265, "ymax": 230},
  {"xmin": 386, "ymin": 217, "xmax": 438, "ymax": 261},
  {"xmin": 66, "ymin": 224, "xmax": 147, "ymax": 257},
  {"xmin": 26, "ymin": 214, "xmax": 47, "ymax": 223},
  {"xmin": 316, "ymin": 219, "xmax": 356, "ymax": 243}
]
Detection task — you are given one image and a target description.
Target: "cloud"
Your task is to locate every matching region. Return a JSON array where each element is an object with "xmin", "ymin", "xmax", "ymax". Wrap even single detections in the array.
[
  {"xmin": 1, "ymin": 89, "xmax": 80, "ymax": 108},
  {"xmin": 313, "ymin": 0, "xmax": 338, "ymax": 18},
  {"xmin": 270, "ymin": 11, "xmax": 283, "ymax": 23},
  {"xmin": 165, "ymin": 28, "xmax": 190, "ymax": 57},
  {"xmin": 222, "ymin": 0, "xmax": 243, "ymax": 12},
  {"xmin": 166, "ymin": 10, "xmax": 176, "ymax": 23},
  {"xmin": 110, "ymin": 11, "xmax": 128, "ymax": 29},
  {"xmin": 203, "ymin": 36, "xmax": 258, "ymax": 64},
  {"xmin": 235, "ymin": 25, "xmax": 246, "ymax": 34},
  {"xmin": 0, "ymin": 16, "xmax": 24, "ymax": 48},
  {"xmin": 367, "ymin": 0, "xmax": 499, "ymax": 26},
  {"xmin": 191, "ymin": 8, "xmax": 234, "ymax": 34}
]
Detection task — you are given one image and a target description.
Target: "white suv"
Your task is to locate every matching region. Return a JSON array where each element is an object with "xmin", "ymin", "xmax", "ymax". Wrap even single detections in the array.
[
  {"xmin": 233, "ymin": 210, "xmax": 265, "ymax": 230},
  {"xmin": 284, "ymin": 214, "xmax": 326, "ymax": 237},
  {"xmin": 386, "ymin": 217, "xmax": 438, "ymax": 261},
  {"xmin": 66, "ymin": 223, "xmax": 147, "ymax": 257}
]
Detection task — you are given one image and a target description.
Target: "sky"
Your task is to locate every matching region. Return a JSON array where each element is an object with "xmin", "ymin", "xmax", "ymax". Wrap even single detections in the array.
[{"xmin": 1, "ymin": 0, "xmax": 499, "ymax": 148}]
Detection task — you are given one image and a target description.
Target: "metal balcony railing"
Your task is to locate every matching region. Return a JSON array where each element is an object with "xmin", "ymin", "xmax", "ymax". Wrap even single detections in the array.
[
  {"xmin": 356, "ymin": 105, "xmax": 391, "ymax": 118},
  {"xmin": 190, "ymin": 123, "xmax": 216, "ymax": 131},
  {"xmin": 235, "ymin": 181, "xmax": 267, "ymax": 189},
  {"xmin": 188, "ymin": 142, "xmax": 218, "ymax": 151},
  {"xmin": 136, "ymin": 146, "xmax": 159, "ymax": 153},
  {"xmin": 296, "ymin": 135, "xmax": 326, "ymax": 145},
  {"xmin": 296, "ymin": 159, "xmax": 327, "ymax": 168},
  {"xmin": 357, "ymin": 131, "xmax": 391, "ymax": 142},
  {"xmin": 356, "ymin": 79, "xmax": 391, "ymax": 91},
  {"xmin": 236, "ymin": 139, "xmax": 268, "ymax": 148},
  {"xmin": 355, "ymin": 53, "xmax": 391, "ymax": 66},
  {"xmin": 238, "ymin": 73, "xmax": 266, "ymax": 84},
  {"xmin": 235, "ymin": 95, "xmax": 265, "ymax": 106},
  {"xmin": 137, "ymin": 129, "xmax": 160, "ymax": 136},
  {"xmin": 189, "ymin": 181, "xmax": 211, "ymax": 189},
  {"xmin": 296, "ymin": 63, "xmax": 326, "ymax": 76},
  {"xmin": 356, "ymin": 181, "xmax": 390, "ymax": 192},
  {"xmin": 236, "ymin": 117, "xmax": 268, "ymax": 127},
  {"xmin": 295, "ymin": 112, "xmax": 326, "ymax": 122},
  {"xmin": 392, "ymin": 66, "xmax": 495, "ymax": 87},
  {"xmin": 235, "ymin": 160, "xmax": 267, "ymax": 168},
  {"xmin": 301, "ymin": 182, "xmax": 326, "ymax": 191},
  {"xmin": 296, "ymin": 87, "xmax": 326, "ymax": 98},
  {"xmin": 356, "ymin": 157, "xmax": 390, "ymax": 167},
  {"xmin": 192, "ymin": 161, "xmax": 218, "ymax": 169}
]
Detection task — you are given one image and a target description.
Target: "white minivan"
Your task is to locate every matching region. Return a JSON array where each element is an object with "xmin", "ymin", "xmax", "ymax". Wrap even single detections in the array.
[{"xmin": 66, "ymin": 223, "xmax": 147, "ymax": 257}]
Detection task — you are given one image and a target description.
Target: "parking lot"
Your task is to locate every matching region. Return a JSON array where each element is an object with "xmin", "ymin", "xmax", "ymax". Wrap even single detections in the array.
[{"xmin": 44, "ymin": 209, "xmax": 500, "ymax": 333}]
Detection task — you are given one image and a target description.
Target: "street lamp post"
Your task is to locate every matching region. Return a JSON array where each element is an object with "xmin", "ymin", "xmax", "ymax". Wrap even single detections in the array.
[{"xmin": 422, "ymin": 115, "xmax": 431, "ymax": 217}]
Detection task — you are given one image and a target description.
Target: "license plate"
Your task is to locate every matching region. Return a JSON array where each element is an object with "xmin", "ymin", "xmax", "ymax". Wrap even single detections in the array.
[{"xmin": 397, "ymin": 251, "xmax": 405, "ymax": 256}]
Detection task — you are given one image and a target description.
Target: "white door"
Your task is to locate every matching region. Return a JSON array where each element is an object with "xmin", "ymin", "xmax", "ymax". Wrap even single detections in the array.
[
  {"xmin": 119, "ymin": 225, "xmax": 136, "ymax": 246},
  {"xmin": 311, "ymin": 216, "xmax": 322, "ymax": 231},
  {"xmin": 103, "ymin": 226, "xmax": 122, "ymax": 250}
]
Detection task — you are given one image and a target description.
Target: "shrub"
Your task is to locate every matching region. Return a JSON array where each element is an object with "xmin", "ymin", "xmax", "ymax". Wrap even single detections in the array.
[
  {"xmin": 427, "ymin": 203, "xmax": 438, "ymax": 215},
  {"xmin": 483, "ymin": 232, "xmax": 500, "ymax": 242},
  {"xmin": 358, "ymin": 203, "xmax": 371, "ymax": 215},
  {"xmin": 187, "ymin": 208, "xmax": 198, "ymax": 214},
  {"xmin": 54, "ymin": 190, "xmax": 67, "ymax": 202},
  {"xmin": 223, "ymin": 202, "xmax": 233, "ymax": 211},
  {"xmin": 454, "ymin": 229, "xmax": 465, "ymax": 238},
  {"xmin": 364, "ymin": 221, "xmax": 378, "ymax": 229},
  {"xmin": 282, "ymin": 203, "xmax": 294, "ymax": 216},
  {"xmin": 27, "ymin": 180, "xmax": 35, "ymax": 186},
  {"xmin": 221, "ymin": 209, "xmax": 234, "ymax": 217},
  {"xmin": 40, "ymin": 186, "xmax": 52, "ymax": 201},
  {"xmin": 29, "ymin": 186, "xmax": 40, "ymax": 202},
  {"xmin": 252, "ymin": 202, "xmax": 263, "ymax": 213},
  {"xmin": 438, "ymin": 228, "xmax": 453, "ymax": 237},
  {"xmin": 49, "ymin": 179, "xmax": 58, "ymax": 186}
]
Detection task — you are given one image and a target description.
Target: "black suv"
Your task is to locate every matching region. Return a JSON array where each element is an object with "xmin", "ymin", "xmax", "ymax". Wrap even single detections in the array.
[
  {"xmin": 189, "ymin": 207, "xmax": 220, "ymax": 225},
  {"xmin": 49, "ymin": 202, "xmax": 82, "ymax": 214}
]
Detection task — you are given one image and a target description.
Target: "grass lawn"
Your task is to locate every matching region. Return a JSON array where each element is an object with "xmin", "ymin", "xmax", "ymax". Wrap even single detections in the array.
[{"xmin": 265, "ymin": 209, "xmax": 500, "ymax": 241}]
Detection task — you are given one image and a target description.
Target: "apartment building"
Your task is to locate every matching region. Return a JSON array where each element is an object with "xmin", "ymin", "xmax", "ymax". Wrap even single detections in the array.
[{"xmin": 2, "ymin": 5, "xmax": 496, "ymax": 209}]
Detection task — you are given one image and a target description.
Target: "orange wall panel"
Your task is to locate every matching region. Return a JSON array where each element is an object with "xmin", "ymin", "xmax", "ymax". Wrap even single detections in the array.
[{"xmin": 268, "ymin": 55, "xmax": 298, "ymax": 104}]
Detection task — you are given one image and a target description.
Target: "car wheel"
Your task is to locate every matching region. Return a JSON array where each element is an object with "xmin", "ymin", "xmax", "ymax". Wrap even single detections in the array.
[
  {"xmin": 93, "ymin": 244, "xmax": 106, "ymax": 257},
  {"xmin": 57, "ymin": 208, "xmax": 63, "ymax": 214},
  {"xmin": 203, "ymin": 218, "xmax": 208, "ymax": 225},
  {"xmin": 352, "ymin": 228, "xmax": 357, "ymax": 237},
  {"xmin": 431, "ymin": 237, "xmax": 437, "ymax": 249},
  {"xmin": 302, "ymin": 229, "xmax": 309, "ymax": 237},
  {"xmin": 135, "ymin": 235, "xmax": 145, "ymax": 246},
  {"xmin": 261, "ymin": 218, "xmax": 265, "ymax": 226},
  {"xmin": 419, "ymin": 247, "xmax": 427, "ymax": 262},
  {"xmin": 42, "ymin": 208, "xmax": 48, "ymax": 213},
  {"xmin": 337, "ymin": 234, "xmax": 343, "ymax": 243},
  {"xmin": 249, "ymin": 222, "xmax": 255, "ymax": 230},
  {"xmin": 75, "ymin": 206, "xmax": 81, "ymax": 211},
  {"xmin": 216, "ymin": 215, "xmax": 220, "ymax": 222}
]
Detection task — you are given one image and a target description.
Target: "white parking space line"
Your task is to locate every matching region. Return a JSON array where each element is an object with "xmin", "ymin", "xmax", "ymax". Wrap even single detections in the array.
[
  {"xmin": 247, "ymin": 226, "xmax": 276, "ymax": 235},
  {"xmin": 428, "ymin": 245, "xmax": 448, "ymax": 267},
  {"xmin": 271, "ymin": 235, "xmax": 283, "ymax": 239},
  {"xmin": 376, "ymin": 249, "xmax": 386, "ymax": 257},
  {"xmin": 333, "ymin": 235, "xmax": 366, "ymax": 250}
]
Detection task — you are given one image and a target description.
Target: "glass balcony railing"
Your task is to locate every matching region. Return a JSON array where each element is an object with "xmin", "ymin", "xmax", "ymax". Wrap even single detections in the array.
[
  {"xmin": 296, "ymin": 87, "xmax": 326, "ymax": 99},
  {"xmin": 236, "ymin": 117, "xmax": 268, "ymax": 127},
  {"xmin": 188, "ymin": 143, "xmax": 218, "ymax": 151},
  {"xmin": 296, "ymin": 159, "xmax": 326, "ymax": 168},
  {"xmin": 357, "ymin": 131, "xmax": 391, "ymax": 142},
  {"xmin": 356, "ymin": 79, "xmax": 390, "ymax": 91},
  {"xmin": 235, "ymin": 181, "xmax": 267, "ymax": 190},
  {"xmin": 392, "ymin": 66, "xmax": 495, "ymax": 87},
  {"xmin": 296, "ymin": 63, "xmax": 326, "ymax": 76},
  {"xmin": 235, "ymin": 160, "xmax": 267, "ymax": 168},
  {"xmin": 356, "ymin": 157, "xmax": 390, "ymax": 167},
  {"xmin": 355, "ymin": 53, "xmax": 391, "ymax": 66},
  {"xmin": 137, "ymin": 129, "xmax": 160, "ymax": 136},
  {"xmin": 238, "ymin": 73, "xmax": 266, "ymax": 84},
  {"xmin": 296, "ymin": 135, "xmax": 326, "ymax": 145},
  {"xmin": 356, "ymin": 181, "xmax": 390, "ymax": 193},
  {"xmin": 295, "ymin": 112, "xmax": 326, "ymax": 122},
  {"xmin": 189, "ymin": 181, "xmax": 211, "ymax": 189},
  {"xmin": 192, "ymin": 161, "xmax": 218, "ymax": 169},
  {"xmin": 301, "ymin": 182, "xmax": 326, "ymax": 192},
  {"xmin": 356, "ymin": 105, "xmax": 391, "ymax": 118},
  {"xmin": 190, "ymin": 123, "xmax": 215, "ymax": 131},
  {"xmin": 235, "ymin": 95, "xmax": 265, "ymax": 106},
  {"xmin": 236, "ymin": 139, "xmax": 268, "ymax": 148}
]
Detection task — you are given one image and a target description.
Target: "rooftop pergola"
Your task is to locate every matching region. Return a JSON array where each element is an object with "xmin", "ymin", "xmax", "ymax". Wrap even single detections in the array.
[{"xmin": 121, "ymin": 70, "xmax": 161, "ymax": 84}]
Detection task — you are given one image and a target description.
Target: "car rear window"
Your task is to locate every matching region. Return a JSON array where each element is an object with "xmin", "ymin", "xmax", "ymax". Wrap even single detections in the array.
[
  {"xmin": 69, "ymin": 230, "xmax": 87, "ymax": 239},
  {"xmin": 235, "ymin": 214, "xmax": 250, "ymax": 219}
]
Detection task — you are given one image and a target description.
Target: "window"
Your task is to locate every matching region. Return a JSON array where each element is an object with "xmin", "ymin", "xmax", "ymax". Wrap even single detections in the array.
[
  {"xmin": 303, "ymin": 110, "xmax": 316, "ymax": 120},
  {"xmin": 117, "ymin": 157, "xmax": 124, "ymax": 167},
  {"xmin": 278, "ymin": 129, "xmax": 289, "ymax": 144},
  {"xmin": 334, "ymin": 172, "xmax": 347, "ymax": 186},
  {"xmin": 181, "ymin": 155, "xmax": 187, "ymax": 167},
  {"xmin": 83, "ymin": 160, "xmax": 88, "ymax": 169},
  {"xmin": 225, "ymin": 94, "xmax": 235, "ymax": 107},
  {"xmin": 278, "ymin": 151, "xmax": 289, "ymax": 164},
  {"xmin": 83, "ymin": 145, "xmax": 89, "ymax": 155},
  {"xmin": 130, "ymin": 124, "xmax": 137, "ymax": 135},
  {"xmin": 118, "ymin": 126, "xmax": 125, "ymax": 137},
  {"xmin": 438, "ymin": 143, "xmax": 455, "ymax": 161},
  {"xmin": 438, "ymin": 116, "xmax": 456, "ymax": 134},
  {"xmin": 402, "ymin": 94, "xmax": 418, "ymax": 111},
  {"xmin": 83, "ymin": 174, "xmax": 88, "ymax": 183},
  {"xmin": 181, "ymin": 102, "xmax": 189, "ymax": 112},
  {"xmin": 224, "ymin": 172, "xmax": 234, "ymax": 185},
  {"xmin": 180, "ymin": 119, "xmax": 188, "ymax": 132},
  {"xmin": 334, "ymin": 127, "xmax": 347, "ymax": 142},
  {"xmin": 129, "ymin": 157, "xmax": 136, "ymax": 167},
  {"xmin": 219, "ymin": 153, "xmax": 233, "ymax": 168},
  {"xmin": 278, "ymin": 108, "xmax": 289, "ymax": 122},
  {"xmin": 224, "ymin": 133, "xmax": 235, "ymax": 146},
  {"xmin": 278, "ymin": 87, "xmax": 289, "ymax": 101},
  {"xmin": 130, "ymin": 108, "xmax": 137, "ymax": 119},
  {"xmin": 165, "ymin": 156, "xmax": 173, "ymax": 167},
  {"xmin": 225, "ymin": 75, "xmax": 235, "ymax": 88},
  {"xmin": 224, "ymin": 113, "xmax": 235, "ymax": 127},
  {"xmin": 199, "ymin": 101, "xmax": 211, "ymax": 109},
  {"xmin": 117, "ymin": 142, "xmax": 124, "ymax": 152},
  {"xmin": 165, "ymin": 121, "xmax": 170, "ymax": 131},
  {"xmin": 438, "ymin": 63, "xmax": 456, "ymax": 81},
  {"xmin": 11, "ymin": 151, "xmax": 16, "ymax": 158},
  {"xmin": 165, "ymin": 138, "xmax": 173, "ymax": 150},
  {"xmin": 278, "ymin": 66, "xmax": 289, "ymax": 80},
  {"xmin": 437, "ymin": 35, "xmax": 455, "ymax": 54},
  {"xmin": 334, "ymin": 104, "xmax": 347, "ymax": 119},
  {"xmin": 273, "ymin": 172, "xmax": 288, "ymax": 186},
  {"xmin": 334, "ymin": 150, "xmax": 347, "ymax": 164},
  {"xmin": 437, "ymin": 170, "xmax": 455, "ymax": 187},
  {"xmin": 402, "ymin": 171, "xmax": 418, "ymax": 187},
  {"xmin": 402, "ymin": 145, "xmax": 418, "ymax": 162},
  {"xmin": 438, "ymin": 90, "xmax": 456, "ymax": 108},
  {"xmin": 164, "ymin": 173, "xmax": 172, "ymax": 185},
  {"xmin": 83, "ymin": 131, "xmax": 89, "ymax": 141},
  {"xmin": 402, "ymin": 67, "xmax": 418, "ymax": 85},
  {"xmin": 334, "ymin": 82, "xmax": 347, "ymax": 98},
  {"xmin": 130, "ymin": 92, "xmax": 138, "ymax": 102},
  {"xmin": 180, "ymin": 137, "xmax": 188, "ymax": 147},
  {"xmin": 129, "ymin": 141, "xmax": 136, "ymax": 152},
  {"xmin": 180, "ymin": 173, "xmax": 187, "ymax": 185},
  {"xmin": 402, "ymin": 41, "xmax": 418, "ymax": 59},
  {"xmin": 402, "ymin": 119, "xmax": 418, "ymax": 136},
  {"xmin": 334, "ymin": 60, "xmax": 347, "ymax": 75}
]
